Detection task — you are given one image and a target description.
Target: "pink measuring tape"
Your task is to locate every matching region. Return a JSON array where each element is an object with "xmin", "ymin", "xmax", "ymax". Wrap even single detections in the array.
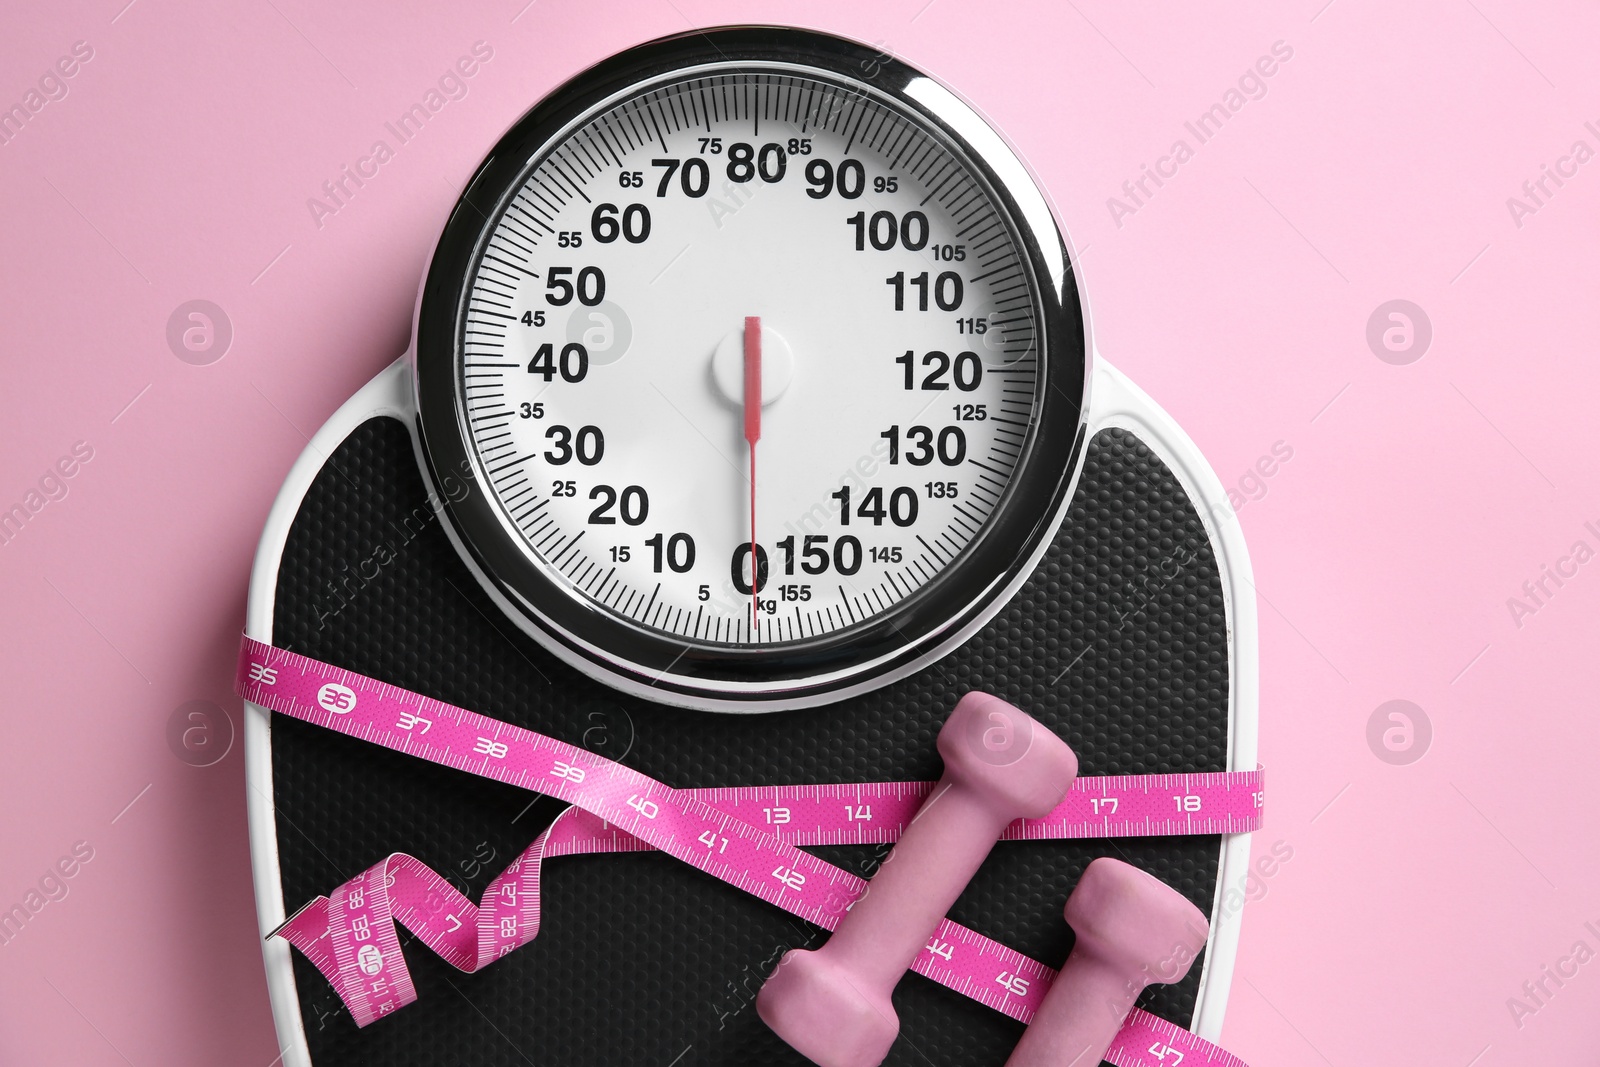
[{"xmin": 240, "ymin": 636, "xmax": 1258, "ymax": 1066}]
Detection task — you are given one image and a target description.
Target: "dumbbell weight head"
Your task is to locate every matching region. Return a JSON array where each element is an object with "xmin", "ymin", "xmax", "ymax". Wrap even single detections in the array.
[
  {"xmin": 939, "ymin": 692, "xmax": 1080, "ymax": 817},
  {"xmin": 758, "ymin": 693, "xmax": 1078, "ymax": 1067}
]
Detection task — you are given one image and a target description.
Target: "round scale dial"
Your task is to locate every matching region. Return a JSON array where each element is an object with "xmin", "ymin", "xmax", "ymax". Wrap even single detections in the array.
[
  {"xmin": 464, "ymin": 72, "xmax": 1037, "ymax": 645},
  {"xmin": 415, "ymin": 29, "xmax": 1086, "ymax": 709}
]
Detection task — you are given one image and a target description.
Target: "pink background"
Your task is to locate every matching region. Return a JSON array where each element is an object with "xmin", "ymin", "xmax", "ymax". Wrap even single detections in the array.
[{"xmin": 2, "ymin": 0, "xmax": 1597, "ymax": 1063}]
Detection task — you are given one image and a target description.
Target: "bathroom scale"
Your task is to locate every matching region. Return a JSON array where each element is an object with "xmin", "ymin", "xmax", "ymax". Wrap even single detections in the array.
[{"xmin": 241, "ymin": 26, "xmax": 1260, "ymax": 1067}]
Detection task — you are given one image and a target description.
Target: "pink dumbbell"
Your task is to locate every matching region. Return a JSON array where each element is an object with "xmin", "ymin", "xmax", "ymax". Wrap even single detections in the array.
[
  {"xmin": 758, "ymin": 692, "xmax": 1078, "ymax": 1067},
  {"xmin": 1004, "ymin": 858, "xmax": 1209, "ymax": 1067}
]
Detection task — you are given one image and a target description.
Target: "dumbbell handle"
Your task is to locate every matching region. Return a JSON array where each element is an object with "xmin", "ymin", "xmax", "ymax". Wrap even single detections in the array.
[
  {"xmin": 823, "ymin": 776, "xmax": 1017, "ymax": 989},
  {"xmin": 1004, "ymin": 948, "xmax": 1139, "ymax": 1067},
  {"xmin": 1005, "ymin": 857, "xmax": 1208, "ymax": 1067}
]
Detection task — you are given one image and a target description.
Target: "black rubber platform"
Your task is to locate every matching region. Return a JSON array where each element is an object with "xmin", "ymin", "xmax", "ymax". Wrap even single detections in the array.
[{"xmin": 269, "ymin": 416, "xmax": 1230, "ymax": 1066}]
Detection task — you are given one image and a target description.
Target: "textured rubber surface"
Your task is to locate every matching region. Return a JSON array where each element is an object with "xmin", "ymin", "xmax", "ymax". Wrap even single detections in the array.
[{"xmin": 269, "ymin": 417, "xmax": 1230, "ymax": 1066}]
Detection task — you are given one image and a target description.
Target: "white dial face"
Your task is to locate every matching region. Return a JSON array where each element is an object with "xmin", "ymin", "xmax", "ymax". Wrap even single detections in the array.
[{"xmin": 459, "ymin": 67, "xmax": 1041, "ymax": 647}]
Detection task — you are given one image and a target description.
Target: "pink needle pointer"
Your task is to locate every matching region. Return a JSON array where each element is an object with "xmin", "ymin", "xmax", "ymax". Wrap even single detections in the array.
[{"xmin": 743, "ymin": 316, "xmax": 761, "ymax": 634}]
